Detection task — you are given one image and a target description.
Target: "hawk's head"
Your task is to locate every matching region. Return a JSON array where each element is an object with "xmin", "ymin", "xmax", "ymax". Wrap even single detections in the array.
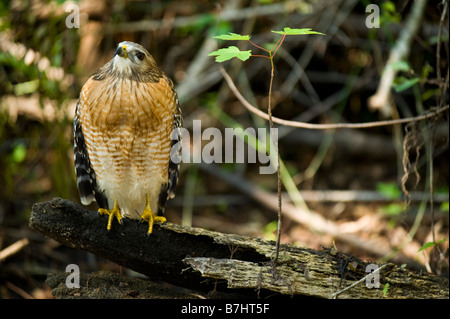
[{"xmin": 110, "ymin": 41, "xmax": 161, "ymax": 82}]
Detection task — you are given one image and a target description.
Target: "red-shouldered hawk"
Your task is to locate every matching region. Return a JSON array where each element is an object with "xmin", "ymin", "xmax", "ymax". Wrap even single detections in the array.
[{"xmin": 73, "ymin": 41, "xmax": 182, "ymax": 235}]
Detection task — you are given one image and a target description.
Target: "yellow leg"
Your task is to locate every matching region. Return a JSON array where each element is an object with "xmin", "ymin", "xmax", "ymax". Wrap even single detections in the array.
[
  {"xmin": 98, "ymin": 199, "xmax": 123, "ymax": 231},
  {"xmin": 139, "ymin": 195, "xmax": 167, "ymax": 235}
]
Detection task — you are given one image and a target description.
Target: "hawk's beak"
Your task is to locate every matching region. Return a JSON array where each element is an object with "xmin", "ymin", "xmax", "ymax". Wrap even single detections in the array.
[{"xmin": 114, "ymin": 45, "xmax": 128, "ymax": 59}]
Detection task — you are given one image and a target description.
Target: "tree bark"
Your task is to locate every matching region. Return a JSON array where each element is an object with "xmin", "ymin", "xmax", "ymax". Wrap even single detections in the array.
[{"xmin": 30, "ymin": 197, "xmax": 448, "ymax": 299}]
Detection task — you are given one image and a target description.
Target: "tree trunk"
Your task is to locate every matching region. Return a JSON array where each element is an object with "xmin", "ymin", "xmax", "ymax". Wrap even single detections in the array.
[{"xmin": 30, "ymin": 197, "xmax": 448, "ymax": 299}]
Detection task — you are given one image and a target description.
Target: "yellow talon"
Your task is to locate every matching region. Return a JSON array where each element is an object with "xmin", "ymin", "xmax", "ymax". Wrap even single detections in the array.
[
  {"xmin": 98, "ymin": 199, "xmax": 123, "ymax": 231},
  {"xmin": 139, "ymin": 195, "xmax": 167, "ymax": 235}
]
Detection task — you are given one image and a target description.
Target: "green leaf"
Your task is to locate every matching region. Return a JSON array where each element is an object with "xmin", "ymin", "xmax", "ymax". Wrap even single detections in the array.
[
  {"xmin": 421, "ymin": 88, "xmax": 440, "ymax": 102},
  {"xmin": 440, "ymin": 201, "xmax": 449, "ymax": 212},
  {"xmin": 418, "ymin": 242, "xmax": 435, "ymax": 252},
  {"xmin": 393, "ymin": 77, "xmax": 420, "ymax": 92},
  {"xmin": 214, "ymin": 32, "xmax": 251, "ymax": 41},
  {"xmin": 382, "ymin": 283, "xmax": 390, "ymax": 296},
  {"xmin": 12, "ymin": 143, "xmax": 27, "ymax": 163},
  {"xmin": 263, "ymin": 220, "xmax": 278, "ymax": 241},
  {"xmin": 271, "ymin": 27, "xmax": 325, "ymax": 36},
  {"xmin": 383, "ymin": 1, "xmax": 396, "ymax": 14},
  {"xmin": 381, "ymin": 1, "xmax": 401, "ymax": 24},
  {"xmin": 376, "ymin": 182, "xmax": 401, "ymax": 199},
  {"xmin": 13, "ymin": 79, "xmax": 39, "ymax": 96},
  {"xmin": 418, "ymin": 239, "xmax": 447, "ymax": 252},
  {"xmin": 421, "ymin": 63, "xmax": 434, "ymax": 78},
  {"xmin": 389, "ymin": 60, "xmax": 411, "ymax": 72},
  {"xmin": 208, "ymin": 46, "xmax": 252, "ymax": 62},
  {"xmin": 381, "ymin": 203, "xmax": 404, "ymax": 216}
]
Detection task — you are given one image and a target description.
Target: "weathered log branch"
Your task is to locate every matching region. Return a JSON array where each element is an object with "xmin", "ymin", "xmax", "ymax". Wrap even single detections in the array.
[{"xmin": 30, "ymin": 198, "xmax": 448, "ymax": 299}]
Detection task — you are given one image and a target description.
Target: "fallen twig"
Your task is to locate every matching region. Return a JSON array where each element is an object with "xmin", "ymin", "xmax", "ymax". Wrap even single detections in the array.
[
  {"xmin": 368, "ymin": 0, "xmax": 428, "ymax": 116},
  {"xmin": 219, "ymin": 65, "xmax": 449, "ymax": 129},
  {"xmin": 330, "ymin": 263, "xmax": 390, "ymax": 299},
  {"xmin": 0, "ymin": 238, "xmax": 30, "ymax": 262}
]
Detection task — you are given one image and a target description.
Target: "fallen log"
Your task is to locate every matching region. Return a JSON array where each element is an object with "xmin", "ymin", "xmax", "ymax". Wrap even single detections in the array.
[{"xmin": 29, "ymin": 197, "xmax": 448, "ymax": 299}]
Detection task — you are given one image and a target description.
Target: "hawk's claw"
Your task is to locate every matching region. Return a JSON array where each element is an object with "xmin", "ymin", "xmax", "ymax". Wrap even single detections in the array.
[
  {"xmin": 140, "ymin": 195, "xmax": 167, "ymax": 235},
  {"xmin": 139, "ymin": 213, "xmax": 167, "ymax": 235},
  {"xmin": 98, "ymin": 199, "xmax": 123, "ymax": 231}
]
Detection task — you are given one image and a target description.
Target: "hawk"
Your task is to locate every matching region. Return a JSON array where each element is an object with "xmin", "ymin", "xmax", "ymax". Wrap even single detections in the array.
[{"xmin": 73, "ymin": 41, "xmax": 182, "ymax": 235}]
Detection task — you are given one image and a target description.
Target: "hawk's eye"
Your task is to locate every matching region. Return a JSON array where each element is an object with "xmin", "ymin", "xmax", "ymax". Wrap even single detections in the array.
[{"xmin": 136, "ymin": 52, "xmax": 145, "ymax": 61}]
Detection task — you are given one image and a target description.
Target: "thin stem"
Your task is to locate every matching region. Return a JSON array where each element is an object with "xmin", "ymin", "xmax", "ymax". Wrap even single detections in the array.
[
  {"xmin": 270, "ymin": 33, "xmax": 285, "ymax": 53},
  {"xmin": 249, "ymin": 39, "xmax": 269, "ymax": 52},
  {"xmin": 429, "ymin": 125, "xmax": 436, "ymax": 245},
  {"xmin": 250, "ymin": 54, "xmax": 271, "ymax": 59},
  {"xmin": 272, "ymin": 33, "xmax": 286, "ymax": 58},
  {"xmin": 266, "ymin": 52, "xmax": 282, "ymax": 263}
]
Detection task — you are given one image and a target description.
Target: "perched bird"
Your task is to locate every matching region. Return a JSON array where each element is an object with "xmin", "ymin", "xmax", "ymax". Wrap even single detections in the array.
[{"xmin": 73, "ymin": 41, "xmax": 182, "ymax": 234}]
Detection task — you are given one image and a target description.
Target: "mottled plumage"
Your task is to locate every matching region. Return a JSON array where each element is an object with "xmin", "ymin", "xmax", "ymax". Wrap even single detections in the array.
[{"xmin": 74, "ymin": 41, "xmax": 182, "ymax": 234}]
